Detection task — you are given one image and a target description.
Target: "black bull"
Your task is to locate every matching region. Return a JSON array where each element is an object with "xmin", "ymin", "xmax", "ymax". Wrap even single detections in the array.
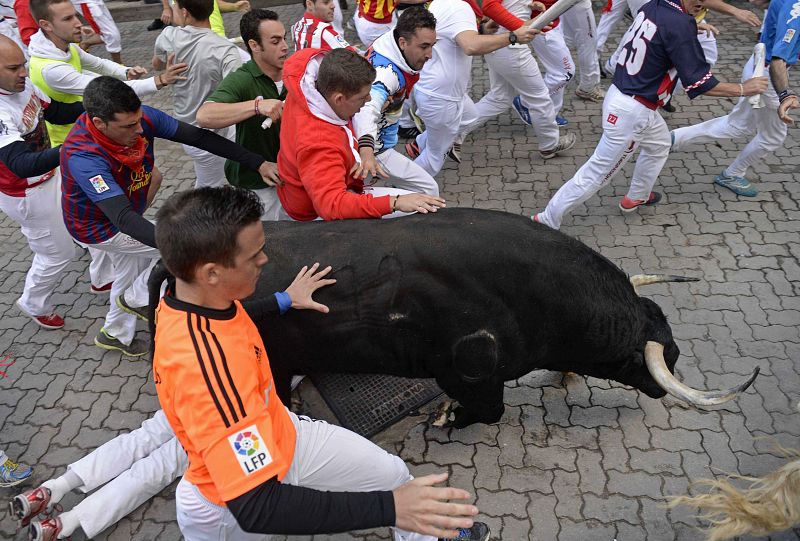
[{"xmin": 249, "ymin": 208, "xmax": 709, "ymax": 428}]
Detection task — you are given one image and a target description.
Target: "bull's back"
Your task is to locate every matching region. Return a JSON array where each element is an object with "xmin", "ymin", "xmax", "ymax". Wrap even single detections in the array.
[{"xmin": 254, "ymin": 209, "xmax": 645, "ymax": 377}]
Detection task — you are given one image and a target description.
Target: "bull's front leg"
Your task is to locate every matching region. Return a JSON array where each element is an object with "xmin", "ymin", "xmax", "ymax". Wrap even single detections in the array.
[
  {"xmin": 434, "ymin": 375, "xmax": 506, "ymax": 428},
  {"xmin": 434, "ymin": 330, "xmax": 505, "ymax": 428}
]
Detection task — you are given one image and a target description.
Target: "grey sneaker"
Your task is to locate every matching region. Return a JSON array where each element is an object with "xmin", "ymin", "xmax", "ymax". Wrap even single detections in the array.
[
  {"xmin": 0, "ymin": 457, "xmax": 32, "ymax": 488},
  {"xmin": 714, "ymin": 170, "xmax": 758, "ymax": 197},
  {"xmin": 116, "ymin": 295, "xmax": 150, "ymax": 322},
  {"xmin": 439, "ymin": 522, "xmax": 490, "ymax": 541},
  {"xmin": 447, "ymin": 142, "xmax": 462, "ymax": 164},
  {"xmin": 540, "ymin": 132, "xmax": 576, "ymax": 160},
  {"xmin": 94, "ymin": 328, "xmax": 149, "ymax": 357},
  {"xmin": 575, "ymin": 85, "xmax": 606, "ymax": 102}
]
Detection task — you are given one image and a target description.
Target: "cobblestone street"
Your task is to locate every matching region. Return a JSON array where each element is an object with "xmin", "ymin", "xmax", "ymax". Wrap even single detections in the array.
[{"xmin": 0, "ymin": 2, "xmax": 798, "ymax": 539}]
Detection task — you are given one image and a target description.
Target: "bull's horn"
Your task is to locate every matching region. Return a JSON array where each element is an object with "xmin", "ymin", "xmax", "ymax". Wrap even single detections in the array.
[
  {"xmin": 630, "ymin": 274, "xmax": 700, "ymax": 288},
  {"xmin": 644, "ymin": 341, "xmax": 760, "ymax": 406}
]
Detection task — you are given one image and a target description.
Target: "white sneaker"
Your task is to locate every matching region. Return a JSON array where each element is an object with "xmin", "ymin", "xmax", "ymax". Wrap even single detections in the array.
[
  {"xmin": 575, "ymin": 85, "xmax": 606, "ymax": 102},
  {"xmin": 540, "ymin": 132, "xmax": 576, "ymax": 160}
]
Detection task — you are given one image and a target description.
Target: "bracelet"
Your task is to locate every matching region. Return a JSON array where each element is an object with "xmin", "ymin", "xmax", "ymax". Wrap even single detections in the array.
[
  {"xmin": 254, "ymin": 95, "xmax": 263, "ymax": 116},
  {"xmin": 778, "ymin": 89, "xmax": 797, "ymax": 103},
  {"xmin": 738, "ymin": 83, "xmax": 743, "ymax": 97},
  {"xmin": 391, "ymin": 196, "xmax": 398, "ymax": 212}
]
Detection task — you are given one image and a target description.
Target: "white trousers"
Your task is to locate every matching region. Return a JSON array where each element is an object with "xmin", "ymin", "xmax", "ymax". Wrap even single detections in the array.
[
  {"xmin": 354, "ymin": 13, "xmax": 393, "ymax": 47},
  {"xmin": 460, "ymin": 45, "xmax": 560, "ymax": 151},
  {"xmin": 0, "ymin": 173, "xmax": 75, "ymax": 317},
  {"xmin": 596, "ymin": 0, "xmax": 630, "ymax": 55},
  {"xmin": 87, "ymin": 247, "xmax": 115, "ymax": 289},
  {"xmin": 66, "ymin": 410, "xmax": 186, "ymax": 538},
  {"xmin": 538, "ymin": 84, "xmax": 670, "ymax": 229},
  {"xmin": 559, "ymin": 0, "xmax": 600, "ymax": 90},
  {"xmin": 252, "ymin": 186, "xmax": 289, "ymax": 221},
  {"xmin": 182, "ymin": 144, "xmax": 228, "ymax": 189},
  {"xmin": 86, "ymin": 230, "xmax": 160, "ymax": 345},
  {"xmin": 531, "ymin": 25, "xmax": 575, "ymax": 114},
  {"xmin": 73, "ymin": 0, "xmax": 122, "ymax": 53},
  {"xmin": 332, "ymin": 0, "xmax": 344, "ymax": 35},
  {"xmin": 176, "ymin": 411, "xmax": 435, "ymax": 541},
  {"xmin": 413, "ymin": 91, "xmax": 479, "ymax": 176},
  {"xmin": 375, "ymin": 148, "xmax": 440, "ymax": 196},
  {"xmin": 599, "ymin": 0, "xmax": 650, "ymax": 59},
  {"xmin": 671, "ymin": 55, "xmax": 786, "ymax": 179},
  {"xmin": 363, "ymin": 186, "xmax": 417, "ymax": 218}
]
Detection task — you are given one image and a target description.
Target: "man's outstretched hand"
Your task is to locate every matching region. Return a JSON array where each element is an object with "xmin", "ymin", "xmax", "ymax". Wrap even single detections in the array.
[
  {"xmin": 393, "ymin": 473, "xmax": 479, "ymax": 539},
  {"xmin": 285, "ymin": 263, "xmax": 336, "ymax": 313}
]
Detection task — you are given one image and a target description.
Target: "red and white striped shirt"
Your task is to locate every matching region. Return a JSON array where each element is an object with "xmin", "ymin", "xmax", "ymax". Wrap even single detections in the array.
[{"xmin": 291, "ymin": 12, "xmax": 355, "ymax": 52}]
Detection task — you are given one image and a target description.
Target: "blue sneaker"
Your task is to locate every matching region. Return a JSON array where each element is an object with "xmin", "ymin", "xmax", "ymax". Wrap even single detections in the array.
[
  {"xmin": 714, "ymin": 170, "xmax": 758, "ymax": 197},
  {"xmin": 556, "ymin": 115, "xmax": 569, "ymax": 126},
  {"xmin": 512, "ymin": 96, "xmax": 532, "ymax": 126},
  {"xmin": 0, "ymin": 457, "xmax": 32, "ymax": 488},
  {"xmin": 439, "ymin": 522, "xmax": 490, "ymax": 540}
]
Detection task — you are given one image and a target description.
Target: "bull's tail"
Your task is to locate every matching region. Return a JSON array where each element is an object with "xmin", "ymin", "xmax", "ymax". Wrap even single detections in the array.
[
  {"xmin": 668, "ymin": 450, "xmax": 800, "ymax": 541},
  {"xmin": 147, "ymin": 260, "xmax": 173, "ymax": 354}
]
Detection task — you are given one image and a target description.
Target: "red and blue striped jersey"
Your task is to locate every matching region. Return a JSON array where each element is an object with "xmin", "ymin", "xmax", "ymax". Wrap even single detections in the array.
[
  {"xmin": 60, "ymin": 105, "xmax": 178, "ymax": 244},
  {"xmin": 612, "ymin": 0, "xmax": 718, "ymax": 106}
]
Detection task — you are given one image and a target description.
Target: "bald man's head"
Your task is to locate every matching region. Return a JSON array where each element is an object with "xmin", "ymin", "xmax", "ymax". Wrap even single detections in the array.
[{"xmin": 0, "ymin": 36, "xmax": 27, "ymax": 94}]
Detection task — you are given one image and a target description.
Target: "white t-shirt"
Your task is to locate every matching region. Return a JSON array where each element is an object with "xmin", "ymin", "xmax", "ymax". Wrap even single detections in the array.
[
  {"xmin": 415, "ymin": 0, "xmax": 477, "ymax": 101},
  {"xmin": 154, "ymin": 25, "xmax": 243, "ymax": 125},
  {"xmin": 0, "ymin": 80, "xmax": 55, "ymax": 195}
]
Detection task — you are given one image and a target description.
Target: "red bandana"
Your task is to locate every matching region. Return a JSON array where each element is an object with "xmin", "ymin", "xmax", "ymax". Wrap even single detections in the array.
[{"xmin": 85, "ymin": 117, "xmax": 148, "ymax": 171}]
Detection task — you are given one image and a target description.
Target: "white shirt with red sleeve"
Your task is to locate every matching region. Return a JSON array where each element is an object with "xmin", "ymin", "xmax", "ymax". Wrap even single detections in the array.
[
  {"xmin": 0, "ymin": 79, "xmax": 54, "ymax": 197},
  {"xmin": 291, "ymin": 12, "xmax": 355, "ymax": 52}
]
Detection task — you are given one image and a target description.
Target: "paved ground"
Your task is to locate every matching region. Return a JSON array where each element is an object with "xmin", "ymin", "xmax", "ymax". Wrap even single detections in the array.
[{"xmin": 1, "ymin": 3, "xmax": 799, "ymax": 540}]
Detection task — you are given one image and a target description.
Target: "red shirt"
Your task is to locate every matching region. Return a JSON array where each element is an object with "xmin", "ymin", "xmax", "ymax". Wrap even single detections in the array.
[{"xmin": 277, "ymin": 49, "xmax": 392, "ymax": 221}]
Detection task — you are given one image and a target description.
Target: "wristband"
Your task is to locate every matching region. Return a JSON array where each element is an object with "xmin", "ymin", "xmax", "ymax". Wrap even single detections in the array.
[
  {"xmin": 738, "ymin": 83, "xmax": 743, "ymax": 97},
  {"xmin": 254, "ymin": 95, "xmax": 263, "ymax": 116},
  {"xmin": 274, "ymin": 291, "xmax": 292, "ymax": 315},
  {"xmin": 778, "ymin": 89, "xmax": 796, "ymax": 103}
]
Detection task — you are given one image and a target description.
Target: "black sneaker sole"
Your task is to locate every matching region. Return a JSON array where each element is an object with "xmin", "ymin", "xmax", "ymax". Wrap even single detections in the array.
[
  {"xmin": 116, "ymin": 296, "xmax": 150, "ymax": 322},
  {"xmin": 94, "ymin": 336, "xmax": 149, "ymax": 357}
]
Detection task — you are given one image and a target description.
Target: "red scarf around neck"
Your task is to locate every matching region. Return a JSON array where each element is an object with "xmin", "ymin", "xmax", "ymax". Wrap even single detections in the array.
[{"xmin": 85, "ymin": 116, "xmax": 148, "ymax": 171}]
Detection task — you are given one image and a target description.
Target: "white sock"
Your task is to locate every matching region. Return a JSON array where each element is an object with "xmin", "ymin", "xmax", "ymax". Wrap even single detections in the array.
[
  {"xmin": 41, "ymin": 470, "xmax": 82, "ymax": 506},
  {"xmin": 57, "ymin": 510, "xmax": 80, "ymax": 538}
]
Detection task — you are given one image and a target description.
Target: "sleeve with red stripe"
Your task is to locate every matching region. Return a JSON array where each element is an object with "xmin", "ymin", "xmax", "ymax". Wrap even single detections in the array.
[{"xmin": 482, "ymin": 0, "xmax": 525, "ymax": 31}]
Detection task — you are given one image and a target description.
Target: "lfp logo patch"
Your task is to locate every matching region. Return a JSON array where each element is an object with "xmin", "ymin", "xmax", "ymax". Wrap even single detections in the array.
[
  {"xmin": 607, "ymin": 113, "xmax": 618, "ymax": 125},
  {"xmin": 228, "ymin": 425, "xmax": 272, "ymax": 475},
  {"xmin": 89, "ymin": 175, "xmax": 110, "ymax": 193}
]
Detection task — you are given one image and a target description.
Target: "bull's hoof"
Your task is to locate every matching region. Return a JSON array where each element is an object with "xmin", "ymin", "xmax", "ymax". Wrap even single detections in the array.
[{"xmin": 432, "ymin": 402, "xmax": 503, "ymax": 428}]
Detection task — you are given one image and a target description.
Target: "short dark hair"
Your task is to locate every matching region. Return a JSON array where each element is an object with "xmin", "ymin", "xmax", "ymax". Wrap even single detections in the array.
[
  {"xmin": 394, "ymin": 6, "xmax": 436, "ymax": 42},
  {"xmin": 240, "ymin": 9, "xmax": 280, "ymax": 55},
  {"xmin": 83, "ymin": 77, "xmax": 141, "ymax": 122},
  {"xmin": 155, "ymin": 187, "xmax": 264, "ymax": 282},
  {"xmin": 316, "ymin": 49, "xmax": 376, "ymax": 98},
  {"xmin": 176, "ymin": 0, "xmax": 214, "ymax": 22},
  {"xmin": 29, "ymin": 0, "xmax": 70, "ymax": 23}
]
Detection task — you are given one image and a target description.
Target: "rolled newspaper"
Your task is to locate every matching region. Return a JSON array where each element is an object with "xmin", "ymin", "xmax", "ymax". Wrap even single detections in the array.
[
  {"xmin": 262, "ymin": 117, "xmax": 273, "ymax": 129},
  {"xmin": 749, "ymin": 43, "xmax": 766, "ymax": 109},
  {"xmin": 525, "ymin": 0, "xmax": 583, "ymax": 30}
]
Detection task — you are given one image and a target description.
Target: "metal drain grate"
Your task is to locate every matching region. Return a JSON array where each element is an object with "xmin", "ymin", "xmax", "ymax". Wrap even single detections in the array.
[{"xmin": 309, "ymin": 373, "xmax": 443, "ymax": 437}]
